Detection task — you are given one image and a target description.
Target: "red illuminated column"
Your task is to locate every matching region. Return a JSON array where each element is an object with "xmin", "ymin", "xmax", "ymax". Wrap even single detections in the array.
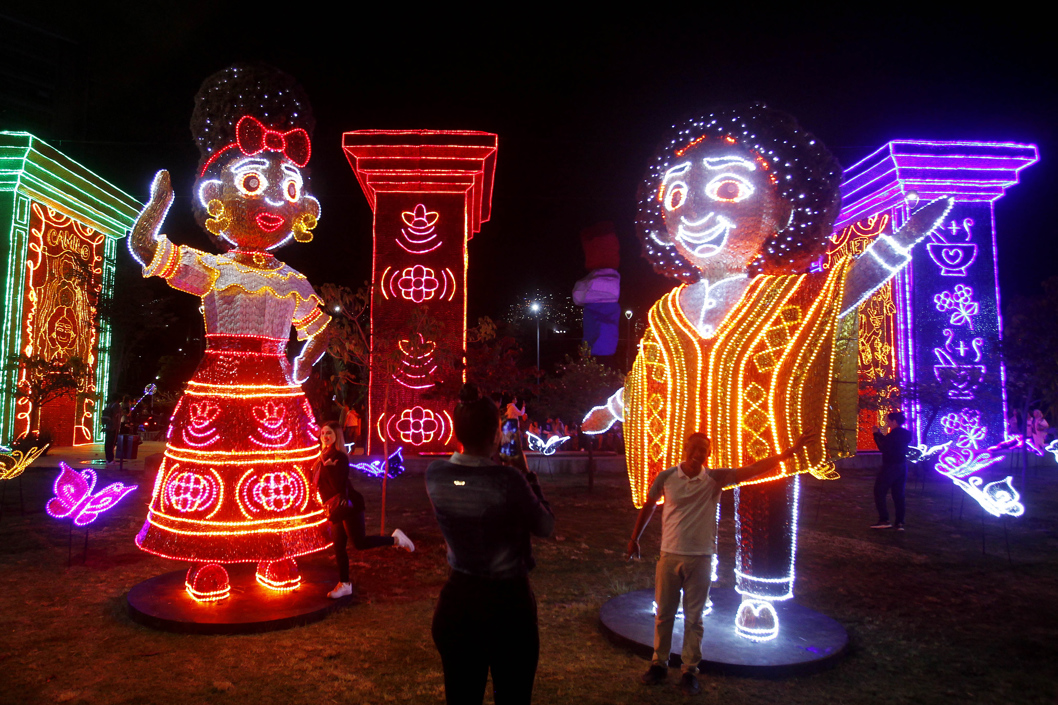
[{"xmin": 342, "ymin": 131, "xmax": 498, "ymax": 454}]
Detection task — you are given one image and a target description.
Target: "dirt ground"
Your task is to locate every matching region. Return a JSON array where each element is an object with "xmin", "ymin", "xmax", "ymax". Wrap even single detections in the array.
[{"xmin": 1, "ymin": 453, "xmax": 1055, "ymax": 704}]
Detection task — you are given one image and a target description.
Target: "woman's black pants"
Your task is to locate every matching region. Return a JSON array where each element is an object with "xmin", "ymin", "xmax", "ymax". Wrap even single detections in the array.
[
  {"xmin": 330, "ymin": 507, "xmax": 393, "ymax": 582},
  {"xmin": 874, "ymin": 462, "xmax": 907, "ymax": 525},
  {"xmin": 432, "ymin": 571, "xmax": 539, "ymax": 705}
]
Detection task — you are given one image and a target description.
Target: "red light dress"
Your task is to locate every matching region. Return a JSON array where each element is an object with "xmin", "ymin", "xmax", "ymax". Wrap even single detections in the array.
[{"xmin": 135, "ymin": 236, "xmax": 332, "ymax": 564}]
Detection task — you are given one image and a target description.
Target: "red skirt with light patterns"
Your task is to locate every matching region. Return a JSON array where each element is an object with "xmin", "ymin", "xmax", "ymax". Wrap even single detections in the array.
[{"xmin": 136, "ymin": 335, "xmax": 331, "ymax": 563}]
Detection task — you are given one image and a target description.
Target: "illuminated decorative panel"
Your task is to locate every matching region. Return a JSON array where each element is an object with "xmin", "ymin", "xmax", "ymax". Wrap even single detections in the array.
[
  {"xmin": 836, "ymin": 141, "xmax": 1038, "ymax": 454},
  {"xmin": 342, "ymin": 130, "xmax": 498, "ymax": 454},
  {"xmin": 0, "ymin": 133, "xmax": 139, "ymax": 445}
]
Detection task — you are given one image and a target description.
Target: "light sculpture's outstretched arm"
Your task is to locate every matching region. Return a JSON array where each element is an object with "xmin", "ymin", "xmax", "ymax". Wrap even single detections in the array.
[
  {"xmin": 129, "ymin": 170, "xmax": 174, "ymax": 269},
  {"xmin": 582, "ymin": 387, "xmax": 624, "ymax": 435},
  {"xmin": 293, "ymin": 320, "xmax": 331, "ymax": 385},
  {"xmin": 839, "ymin": 197, "xmax": 954, "ymax": 318}
]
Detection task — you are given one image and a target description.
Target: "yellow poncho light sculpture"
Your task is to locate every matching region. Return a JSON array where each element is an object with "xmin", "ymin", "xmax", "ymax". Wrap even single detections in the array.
[{"xmin": 585, "ymin": 105, "xmax": 949, "ymax": 641}]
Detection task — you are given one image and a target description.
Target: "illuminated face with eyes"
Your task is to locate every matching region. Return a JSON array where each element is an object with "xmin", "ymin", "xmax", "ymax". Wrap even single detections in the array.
[
  {"xmin": 197, "ymin": 153, "xmax": 320, "ymax": 252},
  {"xmin": 658, "ymin": 142, "xmax": 787, "ymax": 277}
]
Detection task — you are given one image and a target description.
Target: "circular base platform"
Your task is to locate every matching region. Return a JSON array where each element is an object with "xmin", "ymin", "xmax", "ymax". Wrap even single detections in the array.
[
  {"xmin": 127, "ymin": 563, "xmax": 352, "ymax": 635},
  {"xmin": 600, "ymin": 588, "xmax": 847, "ymax": 677}
]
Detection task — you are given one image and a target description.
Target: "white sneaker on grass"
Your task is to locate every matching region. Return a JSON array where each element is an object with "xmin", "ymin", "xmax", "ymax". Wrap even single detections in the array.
[
  {"xmin": 392, "ymin": 528, "xmax": 415, "ymax": 552},
  {"xmin": 328, "ymin": 582, "xmax": 353, "ymax": 599}
]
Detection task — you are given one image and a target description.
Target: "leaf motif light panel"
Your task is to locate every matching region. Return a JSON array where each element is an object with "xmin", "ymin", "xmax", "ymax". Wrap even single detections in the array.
[
  {"xmin": 342, "ymin": 131, "xmax": 498, "ymax": 454},
  {"xmin": 836, "ymin": 141, "xmax": 1038, "ymax": 451}
]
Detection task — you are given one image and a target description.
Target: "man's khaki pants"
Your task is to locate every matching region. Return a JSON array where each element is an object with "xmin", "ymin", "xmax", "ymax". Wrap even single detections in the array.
[{"xmin": 652, "ymin": 552, "xmax": 712, "ymax": 674}]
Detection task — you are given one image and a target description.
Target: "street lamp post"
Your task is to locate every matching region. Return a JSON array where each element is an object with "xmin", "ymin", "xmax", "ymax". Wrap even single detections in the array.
[
  {"xmin": 531, "ymin": 302, "xmax": 541, "ymax": 391},
  {"xmin": 624, "ymin": 309, "xmax": 633, "ymax": 371}
]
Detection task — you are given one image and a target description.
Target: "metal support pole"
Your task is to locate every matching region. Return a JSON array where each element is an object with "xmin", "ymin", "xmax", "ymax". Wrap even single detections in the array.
[{"xmin": 535, "ymin": 317, "xmax": 540, "ymax": 393}]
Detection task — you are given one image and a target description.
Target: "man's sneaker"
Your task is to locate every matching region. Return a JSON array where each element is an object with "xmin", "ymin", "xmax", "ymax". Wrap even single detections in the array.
[
  {"xmin": 895, "ymin": 523, "xmax": 905, "ymax": 532},
  {"xmin": 680, "ymin": 672, "xmax": 701, "ymax": 696},
  {"xmin": 640, "ymin": 664, "xmax": 667, "ymax": 685},
  {"xmin": 327, "ymin": 582, "xmax": 353, "ymax": 599},
  {"xmin": 869, "ymin": 522, "xmax": 893, "ymax": 529},
  {"xmin": 392, "ymin": 528, "xmax": 415, "ymax": 552}
]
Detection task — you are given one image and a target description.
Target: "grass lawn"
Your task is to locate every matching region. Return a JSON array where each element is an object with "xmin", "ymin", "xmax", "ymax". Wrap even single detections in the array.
[{"xmin": 1, "ymin": 455, "xmax": 1056, "ymax": 704}]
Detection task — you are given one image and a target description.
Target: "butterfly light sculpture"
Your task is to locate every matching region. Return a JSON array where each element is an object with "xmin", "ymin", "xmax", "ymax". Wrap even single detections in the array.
[
  {"xmin": 0, "ymin": 444, "xmax": 49, "ymax": 481},
  {"xmin": 950, "ymin": 475, "xmax": 1024, "ymax": 518},
  {"xmin": 351, "ymin": 447, "xmax": 406, "ymax": 479},
  {"xmin": 906, "ymin": 441, "xmax": 950, "ymax": 464},
  {"xmin": 526, "ymin": 433, "xmax": 569, "ymax": 456},
  {"xmin": 46, "ymin": 462, "xmax": 138, "ymax": 526},
  {"xmin": 1046, "ymin": 439, "xmax": 1058, "ymax": 464}
]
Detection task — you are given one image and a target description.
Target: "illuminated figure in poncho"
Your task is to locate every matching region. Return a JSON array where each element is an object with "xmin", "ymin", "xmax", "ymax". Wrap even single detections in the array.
[
  {"xmin": 585, "ymin": 104, "xmax": 949, "ymax": 640},
  {"xmin": 130, "ymin": 66, "xmax": 332, "ymax": 601}
]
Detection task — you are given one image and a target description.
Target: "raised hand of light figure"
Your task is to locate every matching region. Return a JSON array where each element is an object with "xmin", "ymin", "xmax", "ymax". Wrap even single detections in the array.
[{"xmin": 129, "ymin": 170, "xmax": 175, "ymax": 267}]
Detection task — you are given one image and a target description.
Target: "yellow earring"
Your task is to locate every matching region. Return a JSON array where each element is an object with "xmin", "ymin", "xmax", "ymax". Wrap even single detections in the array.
[
  {"xmin": 293, "ymin": 212, "xmax": 317, "ymax": 243},
  {"xmin": 205, "ymin": 199, "xmax": 231, "ymax": 236}
]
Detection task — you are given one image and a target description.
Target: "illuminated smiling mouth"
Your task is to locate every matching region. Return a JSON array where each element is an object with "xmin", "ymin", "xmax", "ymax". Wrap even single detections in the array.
[
  {"xmin": 676, "ymin": 213, "xmax": 735, "ymax": 258},
  {"xmin": 254, "ymin": 210, "xmax": 285, "ymax": 233}
]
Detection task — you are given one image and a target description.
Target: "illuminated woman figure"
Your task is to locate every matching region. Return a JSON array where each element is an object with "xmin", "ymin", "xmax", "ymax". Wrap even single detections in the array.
[
  {"xmin": 130, "ymin": 66, "xmax": 332, "ymax": 601},
  {"xmin": 585, "ymin": 104, "xmax": 949, "ymax": 639}
]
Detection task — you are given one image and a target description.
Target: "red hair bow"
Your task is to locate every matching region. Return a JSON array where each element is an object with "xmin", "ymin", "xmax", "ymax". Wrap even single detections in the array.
[
  {"xmin": 198, "ymin": 115, "xmax": 312, "ymax": 176},
  {"xmin": 236, "ymin": 116, "xmax": 311, "ymax": 166}
]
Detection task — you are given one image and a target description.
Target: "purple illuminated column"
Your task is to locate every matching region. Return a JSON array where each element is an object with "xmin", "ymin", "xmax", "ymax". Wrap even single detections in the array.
[{"xmin": 835, "ymin": 140, "xmax": 1038, "ymax": 450}]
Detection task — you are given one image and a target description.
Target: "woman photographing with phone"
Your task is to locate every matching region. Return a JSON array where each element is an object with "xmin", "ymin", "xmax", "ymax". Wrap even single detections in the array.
[
  {"xmin": 313, "ymin": 421, "xmax": 414, "ymax": 599},
  {"xmin": 426, "ymin": 384, "xmax": 555, "ymax": 705}
]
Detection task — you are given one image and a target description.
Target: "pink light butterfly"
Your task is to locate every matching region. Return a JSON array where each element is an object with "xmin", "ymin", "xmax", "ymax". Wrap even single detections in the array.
[{"xmin": 46, "ymin": 462, "xmax": 138, "ymax": 526}]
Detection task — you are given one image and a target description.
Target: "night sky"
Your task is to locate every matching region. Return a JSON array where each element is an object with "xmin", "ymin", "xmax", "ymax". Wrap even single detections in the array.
[{"xmin": 3, "ymin": 6, "xmax": 1053, "ymax": 383}]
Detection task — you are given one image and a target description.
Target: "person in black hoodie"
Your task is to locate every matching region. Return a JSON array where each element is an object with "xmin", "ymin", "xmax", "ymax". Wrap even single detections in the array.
[
  {"xmin": 426, "ymin": 384, "xmax": 555, "ymax": 705},
  {"xmin": 312, "ymin": 421, "xmax": 414, "ymax": 599},
  {"xmin": 871, "ymin": 412, "xmax": 913, "ymax": 531}
]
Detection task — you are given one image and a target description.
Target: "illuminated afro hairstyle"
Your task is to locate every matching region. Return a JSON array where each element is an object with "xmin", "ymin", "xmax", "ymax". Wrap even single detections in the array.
[
  {"xmin": 189, "ymin": 63, "xmax": 314, "ymax": 235},
  {"xmin": 636, "ymin": 103, "xmax": 842, "ymax": 282}
]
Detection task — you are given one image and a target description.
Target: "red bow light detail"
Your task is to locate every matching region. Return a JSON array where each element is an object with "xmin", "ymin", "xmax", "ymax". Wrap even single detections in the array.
[
  {"xmin": 236, "ymin": 116, "xmax": 311, "ymax": 166},
  {"xmin": 198, "ymin": 115, "xmax": 312, "ymax": 176}
]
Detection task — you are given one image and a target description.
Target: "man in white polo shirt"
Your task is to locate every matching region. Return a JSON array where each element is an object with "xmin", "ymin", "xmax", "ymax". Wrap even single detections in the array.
[{"xmin": 627, "ymin": 429, "xmax": 815, "ymax": 695}]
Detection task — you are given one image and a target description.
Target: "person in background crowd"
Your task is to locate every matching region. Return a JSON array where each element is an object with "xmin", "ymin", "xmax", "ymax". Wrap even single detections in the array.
[
  {"xmin": 1006, "ymin": 406, "xmax": 1021, "ymax": 437},
  {"xmin": 505, "ymin": 397, "xmax": 526, "ymax": 423},
  {"xmin": 871, "ymin": 412, "xmax": 913, "ymax": 531},
  {"xmin": 1027, "ymin": 409, "xmax": 1050, "ymax": 455},
  {"xmin": 565, "ymin": 421, "xmax": 577, "ymax": 450},
  {"xmin": 101, "ymin": 397, "xmax": 121, "ymax": 463},
  {"xmin": 119, "ymin": 395, "xmax": 133, "ymax": 434},
  {"xmin": 426, "ymin": 384, "xmax": 555, "ymax": 705},
  {"xmin": 343, "ymin": 408, "xmax": 361, "ymax": 452}
]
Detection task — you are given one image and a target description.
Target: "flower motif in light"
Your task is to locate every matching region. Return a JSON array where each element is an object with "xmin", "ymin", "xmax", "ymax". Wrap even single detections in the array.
[
  {"xmin": 397, "ymin": 204, "xmax": 442, "ymax": 254},
  {"xmin": 395, "ymin": 406, "xmax": 439, "ymax": 445},
  {"xmin": 252, "ymin": 471, "xmax": 300, "ymax": 512},
  {"xmin": 168, "ymin": 470, "xmax": 219, "ymax": 513},
  {"xmin": 940, "ymin": 408, "xmax": 987, "ymax": 450},
  {"xmin": 396, "ymin": 265, "xmax": 439, "ymax": 303},
  {"xmin": 933, "ymin": 284, "xmax": 979, "ymax": 329},
  {"xmin": 252, "ymin": 400, "xmax": 286, "ymax": 429},
  {"xmin": 189, "ymin": 401, "xmax": 220, "ymax": 428}
]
